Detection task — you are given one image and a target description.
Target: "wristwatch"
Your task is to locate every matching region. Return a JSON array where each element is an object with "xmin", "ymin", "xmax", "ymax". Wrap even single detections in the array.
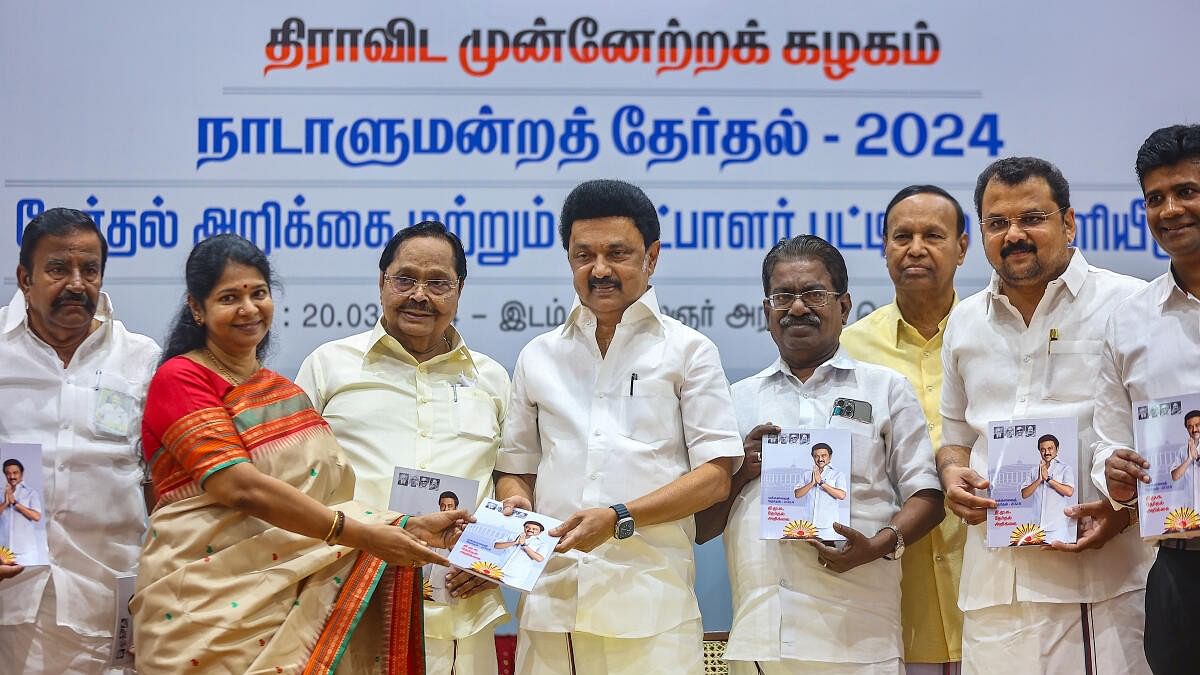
[
  {"xmin": 878, "ymin": 524, "xmax": 905, "ymax": 560},
  {"xmin": 610, "ymin": 503, "xmax": 635, "ymax": 540}
]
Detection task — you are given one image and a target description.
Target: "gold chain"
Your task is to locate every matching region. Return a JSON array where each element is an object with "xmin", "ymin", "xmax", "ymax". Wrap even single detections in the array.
[{"xmin": 204, "ymin": 348, "xmax": 255, "ymax": 385}]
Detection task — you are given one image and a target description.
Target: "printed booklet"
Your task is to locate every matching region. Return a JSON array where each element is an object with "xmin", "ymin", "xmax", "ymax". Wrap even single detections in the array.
[
  {"xmin": 388, "ymin": 466, "xmax": 478, "ymax": 604},
  {"xmin": 447, "ymin": 499, "xmax": 562, "ymax": 593},
  {"xmin": 1133, "ymin": 393, "xmax": 1200, "ymax": 540},
  {"xmin": 760, "ymin": 428, "xmax": 852, "ymax": 542},
  {"xmin": 985, "ymin": 417, "xmax": 1078, "ymax": 547}
]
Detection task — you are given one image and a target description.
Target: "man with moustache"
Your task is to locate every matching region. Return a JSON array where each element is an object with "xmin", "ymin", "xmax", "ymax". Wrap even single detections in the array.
[
  {"xmin": 1020, "ymin": 435, "xmax": 1074, "ymax": 543},
  {"xmin": 0, "ymin": 208, "xmax": 160, "ymax": 673},
  {"xmin": 841, "ymin": 184, "xmax": 969, "ymax": 673},
  {"xmin": 696, "ymin": 234, "xmax": 944, "ymax": 674},
  {"xmin": 297, "ymin": 221, "xmax": 510, "ymax": 675},
  {"xmin": 937, "ymin": 157, "xmax": 1153, "ymax": 673},
  {"xmin": 495, "ymin": 179, "xmax": 743, "ymax": 674},
  {"xmin": 1167, "ymin": 411, "xmax": 1200, "ymax": 506},
  {"xmin": 792, "ymin": 442, "xmax": 848, "ymax": 540},
  {"xmin": 1095, "ymin": 124, "xmax": 1200, "ymax": 673}
]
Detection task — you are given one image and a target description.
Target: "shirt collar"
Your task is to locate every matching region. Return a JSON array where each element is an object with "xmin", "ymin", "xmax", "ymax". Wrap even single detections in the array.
[
  {"xmin": 1157, "ymin": 265, "xmax": 1200, "ymax": 307},
  {"xmin": 986, "ymin": 248, "xmax": 1088, "ymax": 306},
  {"xmin": 882, "ymin": 296, "xmax": 957, "ymax": 348},
  {"xmin": 365, "ymin": 320, "xmax": 477, "ymax": 370},
  {"xmin": 753, "ymin": 346, "xmax": 858, "ymax": 382},
  {"xmin": 561, "ymin": 286, "xmax": 665, "ymax": 336},
  {"xmin": 2, "ymin": 290, "xmax": 114, "ymax": 336}
]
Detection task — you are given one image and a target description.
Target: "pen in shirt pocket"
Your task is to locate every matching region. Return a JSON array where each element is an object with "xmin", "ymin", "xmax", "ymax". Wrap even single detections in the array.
[
  {"xmin": 629, "ymin": 373, "xmax": 638, "ymax": 396},
  {"xmin": 1047, "ymin": 328, "xmax": 1059, "ymax": 354}
]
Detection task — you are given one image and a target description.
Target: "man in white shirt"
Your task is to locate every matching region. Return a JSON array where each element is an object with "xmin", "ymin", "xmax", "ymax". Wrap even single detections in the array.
[
  {"xmin": 792, "ymin": 442, "xmax": 848, "ymax": 539},
  {"xmin": 1095, "ymin": 124, "xmax": 1200, "ymax": 673},
  {"xmin": 495, "ymin": 179, "xmax": 743, "ymax": 675},
  {"xmin": 696, "ymin": 234, "xmax": 945, "ymax": 674},
  {"xmin": 296, "ymin": 220, "xmax": 509, "ymax": 675},
  {"xmin": 0, "ymin": 207, "xmax": 160, "ymax": 673},
  {"xmin": 1019, "ymin": 434, "xmax": 1074, "ymax": 542},
  {"xmin": 937, "ymin": 158, "xmax": 1153, "ymax": 673},
  {"xmin": 494, "ymin": 521, "xmax": 549, "ymax": 589},
  {"xmin": 0, "ymin": 459, "xmax": 46, "ymax": 566}
]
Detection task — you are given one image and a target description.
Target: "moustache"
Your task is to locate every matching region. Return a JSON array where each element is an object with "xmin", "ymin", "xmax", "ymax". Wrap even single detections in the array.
[
  {"xmin": 52, "ymin": 291, "xmax": 96, "ymax": 312},
  {"xmin": 398, "ymin": 300, "xmax": 433, "ymax": 313},
  {"xmin": 589, "ymin": 276, "xmax": 621, "ymax": 290},
  {"xmin": 1000, "ymin": 241, "xmax": 1037, "ymax": 258},
  {"xmin": 779, "ymin": 314, "xmax": 821, "ymax": 329}
]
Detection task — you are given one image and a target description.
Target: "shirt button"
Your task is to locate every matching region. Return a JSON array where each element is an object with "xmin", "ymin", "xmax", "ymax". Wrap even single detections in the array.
[
  {"xmin": 1018, "ymin": 396, "xmax": 1027, "ymax": 403},
  {"xmin": 420, "ymin": 430, "xmax": 432, "ymax": 438},
  {"xmin": 1023, "ymin": 355, "xmax": 1032, "ymax": 363},
  {"xmin": 593, "ymin": 430, "xmax": 601, "ymax": 437},
  {"xmin": 419, "ymin": 463, "xmax": 428, "ymax": 469},
  {"xmin": 597, "ymin": 393, "xmax": 606, "ymax": 399},
  {"xmin": 926, "ymin": 385, "xmax": 934, "ymax": 392},
  {"xmin": 61, "ymin": 421, "xmax": 70, "ymax": 430},
  {"xmin": 928, "ymin": 423, "xmax": 935, "ymax": 431},
  {"xmin": 58, "ymin": 464, "xmax": 66, "ymax": 472},
  {"xmin": 801, "ymin": 393, "xmax": 811, "ymax": 399},
  {"xmin": 922, "ymin": 352, "xmax": 931, "ymax": 359},
  {"xmin": 590, "ymin": 473, "xmax": 600, "ymax": 480},
  {"xmin": 935, "ymin": 554, "xmax": 944, "ymax": 561}
]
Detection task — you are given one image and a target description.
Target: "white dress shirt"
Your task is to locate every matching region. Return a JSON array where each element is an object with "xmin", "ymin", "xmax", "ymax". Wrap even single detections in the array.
[
  {"xmin": 724, "ymin": 350, "xmax": 941, "ymax": 665},
  {"xmin": 941, "ymin": 250, "xmax": 1154, "ymax": 612},
  {"xmin": 502, "ymin": 533, "xmax": 549, "ymax": 590},
  {"xmin": 1092, "ymin": 269, "xmax": 1200, "ymax": 507},
  {"xmin": 0, "ymin": 291, "xmax": 160, "ymax": 636},
  {"xmin": 295, "ymin": 321, "xmax": 509, "ymax": 640},
  {"xmin": 0, "ymin": 482, "xmax": 47, "ymax": 566},
  {"xmin": 497, "ymin": 287, "xmax": 743, "ymax": 638},
  {"xmin": 795, "ymin": 466, "xmax": 847, "ymax": 537},
  {"xmin": 1032, "ymin": 458, "xmax": 1074, "ymax": 542}
]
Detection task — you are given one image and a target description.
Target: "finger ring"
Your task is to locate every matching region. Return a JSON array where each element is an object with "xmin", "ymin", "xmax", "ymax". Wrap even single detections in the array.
[
  {"xmin": 820, "ymin": 559, "xmax": 829, "ymax": 568},
  {"xmin": 755, "ymin": 451, "xmax": 762, "ymax": 462}
]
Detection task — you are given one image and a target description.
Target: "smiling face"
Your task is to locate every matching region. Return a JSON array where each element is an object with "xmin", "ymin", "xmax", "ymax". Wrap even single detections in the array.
[
  {"xmin": 567, "ymin": 216, "xmax": 659, "ymax": 323},
  {"xmin": 980, "ymin": 177, "xmax": 1076, "ymax": 290},
  {"xmin": 3, "ymin": 465, "xmax": 21, "ymax": 488},
  {"xmin": 1038, "ymin": 439, "xmax": 1059, "ymax": 464},
  {"xmin": 763, "ymin": 257, "xmax": 850, "ymax": 373},
  {"xmin": 379, "ymin": 236, "xmax": 460, "ymax": 345},
  {"xmin": 190, "ymin": 262, "xmax": 273, "ymax": 358},
  {"xmin": 1187, "ymin": 414, "xmax": 1200, "ymax": 441},
  {"xmin": 884, "ymin": 192, "xmax": 967, "ymax": 294},
  {"xmin": 811, "ymin": 446, "xmax": 832, "ymax": 469},
  {"xmin": 1142, "ymin": 159, "xmax": 1200, "ymax": 266},
  {"xmin": 523, "ymin": 522, "xmax": 544, "ymax": 538},
  {"xmin": 17, "ymin": 230, "xmax": 104, "ymax": 340}
]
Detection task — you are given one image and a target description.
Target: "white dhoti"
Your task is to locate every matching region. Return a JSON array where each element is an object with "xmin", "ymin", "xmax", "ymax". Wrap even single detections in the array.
[
  {"xmin": 730, "ymin": 657, "xmax": 903, "ymax": 674},
  {"xmin": 426, "ymin": 622, "xmax": 502, "ymax": 675},
  {"xmin": 961, "ymin": 589, "xmax": 1149, "ymax": 675},
  {"xmin": 515, "ymin": 619, "xmax": 703, "ymax": 675}
]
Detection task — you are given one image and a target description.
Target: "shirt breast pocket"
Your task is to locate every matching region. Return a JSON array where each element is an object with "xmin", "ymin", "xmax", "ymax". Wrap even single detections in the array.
[
  {"xmin": 619, "ymin": 379, "xmax": 681, "ymax": 446},
  {"xmin": 1043, "ymin": 339, "xmax": 1102, "ymax": 402},
  {"xmin": 90, "ymin": 371, "xmax": 142, "ymax": 441},
  {"xmin": 451, "ymin": 387, "xmax": 500, "ymax": 442}
]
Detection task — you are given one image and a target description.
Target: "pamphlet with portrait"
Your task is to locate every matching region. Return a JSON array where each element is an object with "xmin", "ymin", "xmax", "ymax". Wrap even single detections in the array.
[
  {"xmin": 759, "ymin": 428, "xmax": 853, "ymax": 542},
  {"xmin": 447, "ymin": 499, "xmax": 562, "ymax": 593},
  {"xmin": 388, "ymin": 466, "xmax": 479, "ymax": 604},
  {"xmin": 985, "ymin": 417, "xmax": 1078, "ymax": 547},
  {"xmin": 1133, "ymin": 393, "xmax": 1200, "ymax": 540}
]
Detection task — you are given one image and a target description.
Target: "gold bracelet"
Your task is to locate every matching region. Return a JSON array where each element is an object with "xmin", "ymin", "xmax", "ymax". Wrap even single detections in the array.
[
  {"xmin": 330, "ymin": 510, "xmax": 346, "ymax": 544},
  {"xmin": 322, "ymin": 510, "xmax": 342, "ymax": 544}
]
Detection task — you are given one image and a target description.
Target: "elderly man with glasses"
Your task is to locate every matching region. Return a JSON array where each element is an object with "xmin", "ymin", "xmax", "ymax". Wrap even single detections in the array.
[
  {"xmin": 696, "ymin": 234, "xmax": 945, "ymax": 675},
  {"xmin": 296, "ymin": 220, "xmax": 510, "ymax": 675},
  {"xmin": 937, "ymin": 157, "xmax": 1153, "ymax": 673}
]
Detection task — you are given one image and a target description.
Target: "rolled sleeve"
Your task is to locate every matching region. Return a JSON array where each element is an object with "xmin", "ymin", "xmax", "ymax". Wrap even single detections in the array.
[
  {"xmin": 680, "ymin": 338, "xmax": 744, "ymax": 472},
  {"xmin": 496, "ymin": 352, "xmax": 543, "ymax": 475},
  {"xmin": 887, "ymin": 377, "xmax": 943, "ymax": 501}
]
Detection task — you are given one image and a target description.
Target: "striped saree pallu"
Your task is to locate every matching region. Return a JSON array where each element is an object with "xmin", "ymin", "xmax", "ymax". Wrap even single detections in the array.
[{"xmin": 133, "ymin": 369, "xmax": 424, "ymax": 674}]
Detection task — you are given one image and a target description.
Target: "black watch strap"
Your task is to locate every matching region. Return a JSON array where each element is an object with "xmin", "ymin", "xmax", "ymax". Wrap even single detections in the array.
[{"xmin": 610, "ymin": 503, "xmax": 631, "ymax": 521}]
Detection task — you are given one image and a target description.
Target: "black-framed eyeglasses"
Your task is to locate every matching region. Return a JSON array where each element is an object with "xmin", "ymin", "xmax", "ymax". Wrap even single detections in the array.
[
  {"xmin": 981, "ymin": 206, "xmax": 1067, "ymax": 236},
  {"xmin": 382, "ymin": 275, "xmax": 459, "ymax": 297},
  {"xmin": 766, "ymin": 290, "xmax": 842, "ymax": 310}
]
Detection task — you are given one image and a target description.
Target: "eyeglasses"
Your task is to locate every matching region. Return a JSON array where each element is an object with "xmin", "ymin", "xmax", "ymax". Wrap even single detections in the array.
[
  {"xmin": 383, "ymin": 275, "xmax": 459, "ymax": 297},
  {"xmin": 981, "ymin": 207, "xmax": 1067, "ymax": 236},
  {"xmin": 766, "ymin": 290, "xmax": 842, "ymax": 310}
]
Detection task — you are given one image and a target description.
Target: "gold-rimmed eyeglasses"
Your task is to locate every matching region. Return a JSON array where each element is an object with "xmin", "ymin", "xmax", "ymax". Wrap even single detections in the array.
[
  {"xmin": 382, "ymin": 275, "xmax": 459, "ymax": 297},
  {"xmin": 981, "ymin": 206, "xmax": 1067, "ymax": 236}
]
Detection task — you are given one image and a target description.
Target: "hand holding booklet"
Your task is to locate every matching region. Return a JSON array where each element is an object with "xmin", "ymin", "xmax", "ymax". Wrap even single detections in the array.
[
  {"xmin": 985, "ymin": 417, "xmax": 1077, "ymax": 547},
  {"xmin": 447, "ymin": 499, "xmax": 562, "ymax": 593},
  {"xmin": 1133, "ymin": 393, "xmax": 1200, "ymax": 540},
  {"xmin": 388, "ymin": 466, "xmax": 479, "ymax": 604},
  {"xmin": 759, "ymin": 428, "xmax": 852, "ymax": 542}
]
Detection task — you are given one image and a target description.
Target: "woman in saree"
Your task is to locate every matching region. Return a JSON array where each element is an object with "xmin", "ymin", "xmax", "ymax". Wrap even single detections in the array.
[{"xmin": 132, "ymin": 234, "xmax": 464, "ymax": 674}]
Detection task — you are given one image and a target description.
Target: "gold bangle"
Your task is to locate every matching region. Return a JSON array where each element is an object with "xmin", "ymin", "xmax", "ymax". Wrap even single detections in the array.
[
  {"xmin": 323, "ymin": 510, "xmax": 342, "ymax": 544},
  {"xmin": 331, "ymin": 510, "xmax": 346, "ymax": 544}
]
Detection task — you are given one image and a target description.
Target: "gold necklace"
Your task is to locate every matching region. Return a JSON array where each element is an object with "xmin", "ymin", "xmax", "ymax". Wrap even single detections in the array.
[
  {"xmin": 408, "ymin": 335, "xmax": 452, "ymax": 356},
  {"xmin": 205, "ymin": 348, "xmax": 256, "ymax": 385}
]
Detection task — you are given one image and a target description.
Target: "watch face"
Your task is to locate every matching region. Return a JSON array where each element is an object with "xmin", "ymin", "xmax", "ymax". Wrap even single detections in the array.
[{"xmin": 616, "ymin": 518, "xmax": 635, "ymax": 539}]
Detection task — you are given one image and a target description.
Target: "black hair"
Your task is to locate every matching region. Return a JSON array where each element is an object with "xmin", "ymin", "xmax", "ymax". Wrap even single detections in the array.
[
  {"xmin": 883, "ymin": 184, "xmax": 966, "ymax": 236},
  {"xmin": 1135, "ymin": 125, "xmax": 1200, "ymax": 189},
  {"xmin": 1185, "ymin": 410, "xmax": 1200, "ymax": 423},
  {"xmin": 761, "ymin": 235, "xmax": 848, "ymax": 296},
  {"xmin": 524, "ymin": 521, "xmax": 545, "ymax": 533},
  {"xmin": 559, "ymin": 179, "xmax": 660, "ymax": 249},
  {"xmin": 19, "ymin": 207, "xmax": 109, "ymax": 275},
  {"xmin": 2, "ymin": 459, "xmax": 24, "ymax": 474},
  {"xmin": 438, "ymin": 491, "xmax": 460, "ymax": 505},
  {"xmin": 1037, "ymin": 434, "xmax": 1060, "ymax": 449},
  {"xmin": 811, "ymin": 442, "xmax": 834, "ymax": 455},
  {"xmin": 160, "ymin": 234, "xmax": 276, "ymax": 364},
  {"xmin": 378, "ymin": 221, "xmax": 468, "ymax": 282},
  {"xmin": 973, "ymin": 157, "xmax": 1070, "ymax": 218}
]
